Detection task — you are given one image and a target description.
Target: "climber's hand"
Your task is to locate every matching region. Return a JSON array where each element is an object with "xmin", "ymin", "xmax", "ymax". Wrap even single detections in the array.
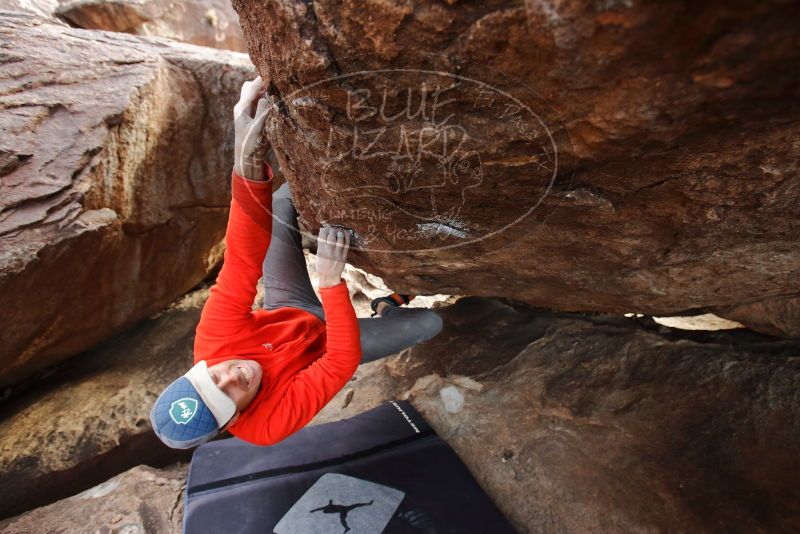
[
  {"xmin": 233, "ymin": 75, "xmax": 271, "ymax": 181},
  {"xmin": 316, "ymin": 224, "xmax": 350, "ymax": 288}
]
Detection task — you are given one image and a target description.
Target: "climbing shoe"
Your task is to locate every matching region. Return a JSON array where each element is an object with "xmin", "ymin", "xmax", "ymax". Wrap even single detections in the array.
[{"xmin": 370, "ymin": 293, "xmax": 415, "ymax": 317}]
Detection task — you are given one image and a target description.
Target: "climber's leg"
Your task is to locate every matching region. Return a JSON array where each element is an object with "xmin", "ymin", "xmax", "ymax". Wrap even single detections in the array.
[
  {"xmin": 261, "ymin": 181, "xmax": 324, "ymax": 322},
  {"xmin": 356, "ymin": 306, "xmax": 444, "ymax": 363},
  {"xmin": 260, "ymin": 183, "xmax": 442, "ymax": 358}
]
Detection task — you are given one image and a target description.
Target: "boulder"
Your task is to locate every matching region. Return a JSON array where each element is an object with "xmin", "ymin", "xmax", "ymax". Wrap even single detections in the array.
[
  {"xmin": 0, "ymin": 463, "xmax": 187, "ymax": 534},
  {"xmin": 56, "ymin": 0, "xmax": 247, "ymax": 52},
  {"xmin": 314, "ymin": 297, "xmax": 800, "ymax": 533},
  {"xmin": 230, "ymin": 0, "xmax": 800, "ymax": 335},
  {"xmin": 0, "ymin": 13, "xmax": 254, "ymax": 388},
  {"xmin": 0, "ymin": 286, "xmax": 204, "ymax": 520}
]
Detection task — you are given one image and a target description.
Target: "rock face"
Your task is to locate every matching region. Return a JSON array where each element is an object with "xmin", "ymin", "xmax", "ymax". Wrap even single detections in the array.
[
  {"xmin": 1, "ymin": 283, "xmax": 796, "ymax": 530},
  {"xmin": 314, "ymin": 297, "xmax": 800, "ymax": 533},
  {"xmin": 717, "ymin": 294, "xmax": 800, "ymax": 338},
  {"xmin": 56, "ymin": 0, "xmax": 247, "ymax": 51},
  {"xmin": 231, "ymin": 0, "xmax": 800, "ymax": 334},
  {"xmin": 0, "ymin": 286, "xmax": 204, "ymax": 520},
  {"xmin": 0, "ymin": 463, "xmax": 187, "ymax": 534},
  {"xmin": 0, "ymin": 13, "xmax": 254, "ymax": 388}
]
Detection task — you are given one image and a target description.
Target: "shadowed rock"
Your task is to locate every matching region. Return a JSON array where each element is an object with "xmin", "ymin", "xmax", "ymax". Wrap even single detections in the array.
[
  {"xmin": 0, "ymin": 463, "xmax": 187, "ymax": 533},
  {"xmin": 2, "ymin": 291, "xmax": 797, "ymax": 530},
  {"xmin": 0, "ymin": 287, "xmax": 206, "ymax": 519},
  {"xmin": 315, "ymin": 297, "xmax": 800, "ymax": 532}
]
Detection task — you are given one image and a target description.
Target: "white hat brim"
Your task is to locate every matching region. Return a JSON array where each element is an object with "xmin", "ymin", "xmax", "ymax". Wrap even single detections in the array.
[{"xmin": 184, "ymin": 360, "xmax": 237, "ymax": 428}]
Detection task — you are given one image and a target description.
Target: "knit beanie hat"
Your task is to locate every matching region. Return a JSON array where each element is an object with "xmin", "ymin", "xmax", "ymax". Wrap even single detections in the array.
[{"xmin": 150, "ymin": 360, "xmax": 237, "ymax": 449}]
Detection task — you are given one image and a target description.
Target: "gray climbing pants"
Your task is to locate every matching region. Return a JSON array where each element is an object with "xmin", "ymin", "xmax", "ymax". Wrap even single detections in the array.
[{"xmin": 261, "ymin": 182, "xmax": 444, "ymax": 364}]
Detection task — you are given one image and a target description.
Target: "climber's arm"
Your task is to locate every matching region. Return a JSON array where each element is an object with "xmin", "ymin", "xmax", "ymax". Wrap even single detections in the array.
[
  {"xmin": 196, "ymin": 165, "xmax": 274, "ymax": 340},
  {"xmin": 257, "ymin": 226, "xmax": 360, "ymax": 445},
  {"xmin": 196, "ymin": 75, "xmax": 273, "ymax": 342},
  {"xmin": 260, "ymin": 280, "xmax": 361, "ymax": 445}
]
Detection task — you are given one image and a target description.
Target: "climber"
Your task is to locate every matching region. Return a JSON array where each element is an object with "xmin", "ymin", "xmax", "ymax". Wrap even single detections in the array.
[{"xmin": 150, "ymin": 75, "xmax": 444, "ymax": 449}]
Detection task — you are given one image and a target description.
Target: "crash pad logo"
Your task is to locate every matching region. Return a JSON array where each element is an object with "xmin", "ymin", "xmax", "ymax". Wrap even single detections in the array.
[
  {"xmin": 273, "ymin": 473, "xmax": 404, "ymax": 534},
  {"xmin": 169, "ymin": 398, "xmax": 198, "ymax": 425}
]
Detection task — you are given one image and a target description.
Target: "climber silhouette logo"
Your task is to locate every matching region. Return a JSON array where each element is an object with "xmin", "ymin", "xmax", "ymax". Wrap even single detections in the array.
[
  {"xmin": 272, "ymin": 473, "xmax": 405, "ymax": 534},
  {"xmin": 309, "ymin": 498, "xmax": 375, "ymax": 533},
  {"xmin": 169, "ymin": 397, "xmax": 197, "ymax": 425}
]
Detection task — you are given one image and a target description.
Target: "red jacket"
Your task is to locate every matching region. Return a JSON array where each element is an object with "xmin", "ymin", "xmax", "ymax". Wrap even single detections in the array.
[{"xmin": 193, "ymin": 162, "xmax": 361, "ymax": 446}]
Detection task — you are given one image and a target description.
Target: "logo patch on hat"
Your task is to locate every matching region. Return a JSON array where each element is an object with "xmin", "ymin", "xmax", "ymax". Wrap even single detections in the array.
[{"xmin": 170, "ymin": 397, "xmax": 198, "ymax": 425}]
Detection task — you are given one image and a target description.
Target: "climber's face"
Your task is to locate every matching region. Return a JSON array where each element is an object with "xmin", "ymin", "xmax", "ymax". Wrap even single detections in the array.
[{"xmin": 206, "ymin": 359, "xmax": 262, "ymax": 417}]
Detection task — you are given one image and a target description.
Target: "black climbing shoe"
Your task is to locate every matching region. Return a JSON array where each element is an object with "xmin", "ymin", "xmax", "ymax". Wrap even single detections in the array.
[{"xmin": 370, "ymin": 293, "xmax": 415, "ymax": 317}]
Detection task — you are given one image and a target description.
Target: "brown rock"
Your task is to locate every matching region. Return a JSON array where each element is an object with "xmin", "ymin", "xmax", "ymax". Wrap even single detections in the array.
[
  {"xmin": 230, "ymin": 0, "xmax": 800, "ymax": 334},
  {"xmin": 56, "ymin": 0, "xmax": 153, "ymax": 32},
  {"xmin": 314, "ymin": 297, "xmax": 800, "ymax": 533},
  {"xmin": 0, "ymin": 463, "xmax": 187, "ymax": 534},
  {"xmin": 715, "ymin": 294, "xmax": 800, "ymax": 338},
  {"xmin": 56, "ymin": 0, "xmax": 247, "ymax": 52},
  {"xmin": 0, "ymin": 13, "xmax": 254, "ymax": 388},
  {"xmin": 0, "ymin": 286, "xmax": 205, "ymax": 520}
]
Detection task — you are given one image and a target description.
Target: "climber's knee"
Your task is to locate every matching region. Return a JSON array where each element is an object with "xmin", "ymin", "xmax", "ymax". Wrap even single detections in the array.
[
  {"xmin": 273, "ymin": 181, "xmax": 293, "ymax": 201},
  {"xmin": 270, "ymin": 184, "xmax": 298, "ymax": 226},
  {"xmin": 418, "ymin": 309, "xmax": 444, "ymax": 341}
]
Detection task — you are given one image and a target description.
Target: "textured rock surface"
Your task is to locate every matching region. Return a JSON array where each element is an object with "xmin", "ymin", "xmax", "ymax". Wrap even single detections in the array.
[
  {"xmin": 0, "ymin": 463, "xmax": 187, "ymax": 534},
  {"xmin": 0, "ymin": 286, "xmax": 203, "ymax": 519},
  {"xmin": 716, "ymin": 294, "xmax": 800, "ymax": 338},
  {"xmin": 314, "ymin": 297, "xmax": 800, "ymax": 533},
  {"xmin": 56, "ymin": 0, "xmax": 247, "ymax": 51},
  {"xmin": 231, "ymin": 0, "xmax": 800, "ymax": 334},
  {"xmin": 0, "ymin": 13, "xmax": 254, "ymax": 388}
]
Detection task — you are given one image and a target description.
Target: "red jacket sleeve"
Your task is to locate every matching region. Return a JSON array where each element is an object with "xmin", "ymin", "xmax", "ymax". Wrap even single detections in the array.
[
  {"xmin": 196, "ymin": 163, "xmax": 274, "ymax": 343},
  {"xmin": 261, "ymin": 280, "xmax": 362, "ymax": 444}
]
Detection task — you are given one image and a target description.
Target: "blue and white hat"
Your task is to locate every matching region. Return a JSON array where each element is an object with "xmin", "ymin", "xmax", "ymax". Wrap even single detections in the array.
[{"xmin": 150, "ymin": 360, "xmax": 237, "ymax": 449}]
